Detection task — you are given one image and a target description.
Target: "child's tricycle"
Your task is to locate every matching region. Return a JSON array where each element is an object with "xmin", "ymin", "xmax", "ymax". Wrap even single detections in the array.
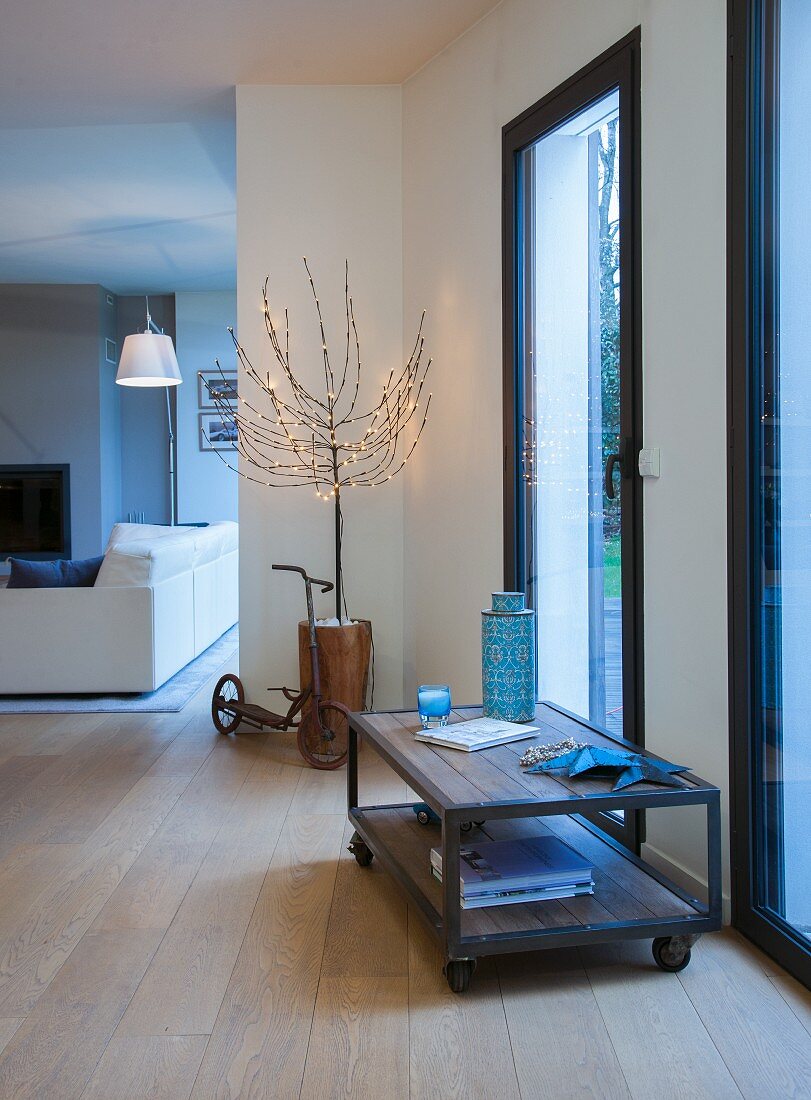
[{"xmin": 211, "ymin": 564, "xmax": 350, "ymax": 769}]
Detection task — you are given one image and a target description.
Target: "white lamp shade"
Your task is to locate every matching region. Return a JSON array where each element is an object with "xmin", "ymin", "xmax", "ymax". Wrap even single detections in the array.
[{"xmin": 116, "ymin": 332, "xmax": 182, "ymax": 387}]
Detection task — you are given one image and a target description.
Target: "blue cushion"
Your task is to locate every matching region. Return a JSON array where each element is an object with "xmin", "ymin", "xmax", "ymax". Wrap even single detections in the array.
[{"xmin": 6, "ymin": 556, "xmax": 104, "ymax": 589}]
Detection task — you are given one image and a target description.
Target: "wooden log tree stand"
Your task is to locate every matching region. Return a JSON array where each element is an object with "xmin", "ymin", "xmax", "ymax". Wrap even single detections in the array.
[{"xmin": 298, "ymin": 619, "xmax": 372, "ymax": 740}]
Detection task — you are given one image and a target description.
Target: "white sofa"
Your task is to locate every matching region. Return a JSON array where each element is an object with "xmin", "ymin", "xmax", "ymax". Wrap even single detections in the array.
[{"xmin": 0, "ymin": 521, "xmax": 238, "ymax": 695}]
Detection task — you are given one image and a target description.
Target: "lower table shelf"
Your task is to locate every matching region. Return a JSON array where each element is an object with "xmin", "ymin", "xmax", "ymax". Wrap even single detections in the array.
[{"xmin": 348, "ymin": 803, "xmax": 717, "ymax": 990}]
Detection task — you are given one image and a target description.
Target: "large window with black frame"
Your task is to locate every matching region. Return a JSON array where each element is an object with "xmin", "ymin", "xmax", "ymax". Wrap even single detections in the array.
[
  {"xmin": 503, "ymin": 32, "xmax": 642, "ymax": 849},
  {"xmin": 729, "ymin": 0, "xmax": 811, "ymax": 986}
]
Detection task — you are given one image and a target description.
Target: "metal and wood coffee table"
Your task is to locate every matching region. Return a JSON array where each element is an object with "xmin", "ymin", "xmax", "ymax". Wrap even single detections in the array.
[{"xmin": 346, "ymin": 703, "xmax": 722, "ymax": 992}]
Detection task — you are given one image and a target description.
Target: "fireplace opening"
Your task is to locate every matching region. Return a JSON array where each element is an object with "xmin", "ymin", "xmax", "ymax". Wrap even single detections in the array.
[{"xmin": 0, "ymin": 465, "xmax": 71, "ymax": 560}]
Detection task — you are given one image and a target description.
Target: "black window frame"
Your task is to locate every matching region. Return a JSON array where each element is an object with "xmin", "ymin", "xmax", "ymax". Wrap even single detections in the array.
[
  {"xmin": 502, "ymin": 30, "xmax": 644, "ymax": 849},
  {"xmin": 728, "ymin": 0, "xmax": 811, "ymax": 987}
]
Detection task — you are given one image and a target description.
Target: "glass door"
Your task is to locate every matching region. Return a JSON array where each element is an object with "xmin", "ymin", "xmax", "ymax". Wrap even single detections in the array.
[
  {"xmin": 520, "ymin": 88, "xmax": 624, "ymax": 736},
  {"xmin": 730, "ymin": 0, "xmax": 811, "ymax": 985},
  {"xmin": 503, "ymin": 34, "xmax": 642, "ymax": 848}
]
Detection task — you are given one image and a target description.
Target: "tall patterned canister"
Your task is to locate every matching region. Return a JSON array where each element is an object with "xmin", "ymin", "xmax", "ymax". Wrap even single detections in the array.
[{"xmin": 482, "ymin": 592, "xmax": 536, "ymax": 722}]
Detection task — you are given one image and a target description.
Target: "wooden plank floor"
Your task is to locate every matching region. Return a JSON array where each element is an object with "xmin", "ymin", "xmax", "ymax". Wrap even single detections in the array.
[{"xmin": 0, "ymin": 661, "xmax": 809, "ymax": 1098}]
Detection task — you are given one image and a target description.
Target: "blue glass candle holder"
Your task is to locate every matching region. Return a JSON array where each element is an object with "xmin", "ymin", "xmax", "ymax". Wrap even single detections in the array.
[{"xmin": 417, "ymin": 684, "xmax": 451, "ymax": 730}]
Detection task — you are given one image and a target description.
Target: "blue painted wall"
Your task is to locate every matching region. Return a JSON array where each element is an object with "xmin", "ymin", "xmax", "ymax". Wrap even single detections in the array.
[
  {"xmin": 0, "ymin": 283, "xmax": 115, "ymax": 559},
  {"xmin": 175, "ymin": 290, "xmax": 238, "ymax": 524},
  {"xmin": 1, "ymin": 286, "xmax": 232, "ymax": 566}
]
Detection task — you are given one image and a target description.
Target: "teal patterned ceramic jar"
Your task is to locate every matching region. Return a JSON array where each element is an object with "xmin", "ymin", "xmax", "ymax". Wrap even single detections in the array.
[{"xmin": 482, "ymin": 591, "xmax": 536, "ymax": 722}]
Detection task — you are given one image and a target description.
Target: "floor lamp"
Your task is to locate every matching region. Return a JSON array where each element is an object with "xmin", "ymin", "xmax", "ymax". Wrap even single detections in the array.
[{"xmin": 116, "ymin": 298, "xmax": 183, "ymax": 526}]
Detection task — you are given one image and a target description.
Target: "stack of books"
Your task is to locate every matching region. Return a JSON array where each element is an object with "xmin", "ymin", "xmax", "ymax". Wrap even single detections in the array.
[{"xmin": 430, "ymin": 834, "xmax": 594, "ymax": 909}]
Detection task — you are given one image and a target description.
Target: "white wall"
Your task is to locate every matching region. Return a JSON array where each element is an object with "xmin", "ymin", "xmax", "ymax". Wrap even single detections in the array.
[
  {"xmin": 175, "ymin": 290, "xmax": 238, "ymax": 524},
  {"xmin": 401, "ymin": 0, "xmax": 728, "ymax": 893},
  {"xmin": 236, "ymin": 86, "xmax": 404, "ymax": 708}
]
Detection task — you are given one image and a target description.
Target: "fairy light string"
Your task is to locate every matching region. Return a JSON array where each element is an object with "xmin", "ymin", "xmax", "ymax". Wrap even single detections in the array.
[{"xmin": 199, "ymin": 258, "xmax": 433, "ymax": 617}]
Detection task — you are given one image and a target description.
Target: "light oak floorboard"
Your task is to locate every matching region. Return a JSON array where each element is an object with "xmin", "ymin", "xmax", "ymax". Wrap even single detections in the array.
[
  {"xmin": 29, "ymin": 731, "xmax": 186, "ymax": 845},
  {"xmin": 498, "ymin": 947, "xmax": 631, "ymax": 1099},
  {"xmin": 290, "ymin": 761, "xmax": 347, "ymax": 815},
  {"xmin": 26, "ymin": 712, "xmax": 108, "ymax": 756},
  {"xmin": 81, "ymin": 1035, "xmax": 208, "ymax": 1100},
  {"xmin": 0, "ymin": 1019, "xmax": 23, "ymax": 1057},
  {"xmin": 245, "ymin": 730, "xmax": 309, "ymax": 781},
  {"xmin": 0, "ymin": 755, "xmax": 58, "ymax": 804},
  {"xmin": 579, "ymin": 939, "xmax": 742, "ymax": 1100},
  {"xmin": 678, "ymin": 929, "xmax": 811, "ymax": 1099},
  {"xmin": 0, "ymin": 717, "xmax": 169, "ymax": 858},
  {"xmin": 0, "ymin": 775, "xmax": 188, "ymax": 1015},
  {"xmin": 769, "ymin": 972, "xmax": 811, "ymax": 1036},
  {"xmin": 190, "ymin": 812, "xmax": 345, "ymax": 1100},
  {"xmin": 117, "ymin": 773, "xmax": 298, "ymax": 1035},
  {"xmin": 0, "ymin": 842, "xmax": 85, "ymax": 942},
  {"xmin": 1, "ymin": 702, "xmax": 810, "ymax": 1099},
  {"xmin": 145, "ymin": 722, "xmax": 221, "ymax": 777},
  {"xmin": 300, "ymin": 976, "xmax": 409, "ymax": 1100},
  {"xmin": 92, "ymin": 732, "xmax": 269, "ymax": 932},
  {"xmin": 319, "ymin": 818, "xmax": 409, "ymax": 978},
  {"xmin": 407, "ymin": 914, "xmax": 521, "ymax": 1100},
  {"xmin": 0, "ymin": 928, "xmax": 161, "ymax": 1100}
]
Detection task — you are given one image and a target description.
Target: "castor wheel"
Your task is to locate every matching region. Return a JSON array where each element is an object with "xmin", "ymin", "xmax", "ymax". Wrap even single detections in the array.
[
  {"xmin": 652, "ymin": 936, "xmax": 693, "ymax": 972},
  {"xmin": 444, "ymin": 958, "xmax": 476, "ymax": 993},
  {"xmin": 347, "ymin": 831, "xmax": 374, "ymax": 867},
  {"xmin": 460, "ymin": 820, "xmax": 486, "ymax": 833}
]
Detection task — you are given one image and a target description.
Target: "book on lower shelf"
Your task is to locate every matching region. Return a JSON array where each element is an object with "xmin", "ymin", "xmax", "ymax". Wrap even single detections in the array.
[
  {"xmin": 429, "ymin": 867, "xmax": 594, "ymax": 908},
  {"xmin": 414, "ymin": 716, "xmax": 538, "ymax": 751},
  {"xmin": 430, "ymin": 834, "xmax": 594, "ymax": 909}
]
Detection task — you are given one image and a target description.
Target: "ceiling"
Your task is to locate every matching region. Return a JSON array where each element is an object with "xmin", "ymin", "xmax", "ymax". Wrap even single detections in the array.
[{"xmin": 0, "ymin": 0, "xmax": 501, "ymax": 294}]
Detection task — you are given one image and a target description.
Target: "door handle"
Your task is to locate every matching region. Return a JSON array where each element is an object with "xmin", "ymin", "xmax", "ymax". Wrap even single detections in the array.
[{"xmin": 605, "ymin": 438, "xmax": 633, "ymax": 500}]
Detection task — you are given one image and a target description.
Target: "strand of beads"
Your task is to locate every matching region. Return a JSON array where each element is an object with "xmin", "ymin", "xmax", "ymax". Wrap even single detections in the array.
[{"xmin": 519, "ymin": 737, "xmax": 583, "ymax": 768}]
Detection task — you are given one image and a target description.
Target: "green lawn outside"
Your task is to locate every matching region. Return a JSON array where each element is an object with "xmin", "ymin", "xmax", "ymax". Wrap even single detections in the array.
[{"xmin": 603, "ymin": 534, "xmax": 621, "ymax": 598}]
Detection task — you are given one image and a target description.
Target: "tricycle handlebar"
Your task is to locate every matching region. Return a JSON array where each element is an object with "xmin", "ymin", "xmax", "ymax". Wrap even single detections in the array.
[{"xmin": 272, "ymin": 563, "xmax": 334, "ymax": 594}]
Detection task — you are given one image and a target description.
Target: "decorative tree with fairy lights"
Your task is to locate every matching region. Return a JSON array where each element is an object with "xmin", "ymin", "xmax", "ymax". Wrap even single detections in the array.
[{"xmin": 202, "ymin": 259, "xmax": 432, "ymax": 620}]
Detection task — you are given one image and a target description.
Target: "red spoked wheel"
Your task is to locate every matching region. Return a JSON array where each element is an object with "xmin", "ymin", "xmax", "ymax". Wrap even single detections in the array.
[
  {"xmin": 297, "ymin": 701, "xmax": 350, "ymax": 770},
  {"xmin": 212, "ymin": 673, "xmax": 244, "ymax": 734}
]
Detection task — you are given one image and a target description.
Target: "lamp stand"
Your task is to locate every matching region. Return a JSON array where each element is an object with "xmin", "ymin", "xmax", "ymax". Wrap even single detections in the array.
[
  {"xmin": 146, "ymin": 299, "xmax": 177, "ymax": 527},
  {"xmin": 116, "ymin": 297, "xmax": 183, "ymax": 530},
  {"xmin": 165, "ymin": 386, "xmax": 176, "ymax": 527}
]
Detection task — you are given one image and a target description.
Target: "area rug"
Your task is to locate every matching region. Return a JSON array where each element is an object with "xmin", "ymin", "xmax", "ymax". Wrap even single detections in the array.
[{"xmin": 0, "ymin": 625, "xmax": 239, "ymax": 714}]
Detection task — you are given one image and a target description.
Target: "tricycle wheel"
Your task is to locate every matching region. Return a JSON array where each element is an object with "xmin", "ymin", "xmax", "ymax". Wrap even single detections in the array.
[
  {"xmin": 348, "ymin": 831, "xmax": 374, "ymax": 867},
  {"xmin": 652, "ymin": 936, "xmax": 692, "ymax": 972},
  {"xmin": 297, "ymin": 701, "xmax": 349, "ymax": 770},
  {"xmin": 444, "ymin": 958, "xmax": 476, "ymax": 993},
  {"xmin": 212, "ymin": 674, "xmax": 244, "ymax": 734}
]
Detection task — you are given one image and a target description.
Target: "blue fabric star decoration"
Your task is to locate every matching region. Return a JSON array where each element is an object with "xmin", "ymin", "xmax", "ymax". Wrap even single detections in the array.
[{"xmin": 526, "ymin": 744, "xmax": 689, "ymax": 791}]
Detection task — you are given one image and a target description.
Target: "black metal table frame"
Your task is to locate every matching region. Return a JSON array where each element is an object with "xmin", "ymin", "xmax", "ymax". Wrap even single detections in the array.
[{"xmin": 347, "ymin": 708, "xmax": 723, "ymax": 966}]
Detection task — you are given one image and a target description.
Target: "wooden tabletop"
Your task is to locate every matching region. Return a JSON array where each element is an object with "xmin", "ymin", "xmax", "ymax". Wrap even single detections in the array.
[{"xmin": 350, "ymin": 703, "xmax": 717, "ymax": 813}]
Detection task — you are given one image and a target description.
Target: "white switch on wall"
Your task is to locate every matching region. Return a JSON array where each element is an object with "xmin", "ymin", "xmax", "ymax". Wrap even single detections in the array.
[{"xmin": 638, "ymin": 448, "xmax": 661, "ymax": 478}]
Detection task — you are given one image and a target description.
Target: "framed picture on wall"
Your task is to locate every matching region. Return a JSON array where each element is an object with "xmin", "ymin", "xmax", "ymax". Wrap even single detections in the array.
[
  {"xmin": 198, "ymin": 370, "xmax": 238, "ymax": 409},
  {"xmin": 199, "ymin": 412, "xmax": 238, "ymax": 452}
]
